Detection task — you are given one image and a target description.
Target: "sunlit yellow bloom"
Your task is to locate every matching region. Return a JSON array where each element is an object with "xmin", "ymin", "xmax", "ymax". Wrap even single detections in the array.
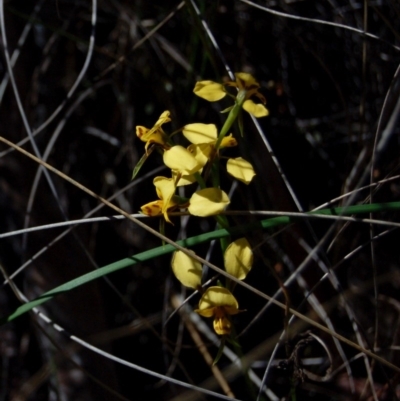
[
  {"xmin": 140, "ymin": 177, "xmax": 178, "ymax": 223},
  {"xmin": 171, "ymin": 170, "xmax": 198, "ymax": 187},
  {"xmin": 164, "ymin": 146, "xmax": 204, "ymax": 187},
  {"xmin": 224, "ymin": 238, "xmax": 253, "ymax": 280},
  {"xmin": 227, "ymin": 72, "xmax": 264, "ymax": 98},
  {"xmin": 187, "ymin": 138, "xmax": 237, "ymax": 170},
  {"xmin": 183, "ymin": 123, "xmax": 237, "ymax": 148},
  {"xmin": 136, "ymin": 111, "xmax": 171, "ymax": 154},
  {"xmin": 163, "ymin": 145, "xmax": 203, "ymax": 176},
  {"xmin": 227, "ymin": 72, "xmax": 268, "ymax": 117},
  {"xmin": 183, "ymin": 123, "xmax": 218, "ymax": 144},
  {"xmin": 195, "ymin": 286, "xmax": 242, "ymax": 335},
  {"xmin": 226, "ymin": 157, "xmax": 256, "ymax": 184},
  {"xmin": 193, "ymin": 81, "xmax": 226, "ymax": 101},
  {"xmin": 193, "ymin": 72, "xmax": 269, "ymax": 118},
  {"xmin": 187, "ymin": 143, "xmax": 212, "ymax": 167},
  {"xmin": 188, "ymin": 188, "xmax": 230, "ymax": 217},
  {"xmin": 220, "ymin": 134, "xmax": 238, "ymax": 148},
  {"xmin": 242, "ymin": 100, "xmax": 269, "ymax": 118},
  {"xmin": 183, "ymin": 123, "xmax": 237, "ymax": 165},
  {"xmin": 171, "ymin": 250, "xmax": 202, "ymax": 289}
]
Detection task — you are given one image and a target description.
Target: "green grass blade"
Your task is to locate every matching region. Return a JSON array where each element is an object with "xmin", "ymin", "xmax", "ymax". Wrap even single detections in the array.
[
  {"xmin": 2, "ymin": 201, "xmax": 400, "ymax": 325},
  {"xmin": 132, "ymin": 150, "xmax": 151, "ymax": 180}
]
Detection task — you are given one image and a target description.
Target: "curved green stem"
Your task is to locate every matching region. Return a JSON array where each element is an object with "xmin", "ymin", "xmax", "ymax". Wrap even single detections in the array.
[
  {"xmin": 2, "ymin": 201, "xmax": 400, "ymax": 324},
  {"xmin": 214, "ymin": 90, "xmax": 246, "ymax": 151},
  {"xmin": 193, "ymin": 171, "xmax": 206, "ymax": 189}
]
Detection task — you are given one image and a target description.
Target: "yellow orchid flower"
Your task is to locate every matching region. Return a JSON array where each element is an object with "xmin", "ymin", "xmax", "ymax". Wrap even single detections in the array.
[
  {"xmin": 195, "ymin": 286, "xmax": 242, "ymax": 335},
  {"xmin": 188, "ymin": 188, "xmax": 230, "ymax": 217},
  {"xmin": 227, "ymin": 72, "xmax": 268, "ymax": 117},
  {"xmin": 187, "ymin": 143, "xmax": 211, "ymax": 168},
  {"xmin": 193, "ymin": 81, "xmax": 226, "ymax": 101},
  {"xmin": 183, "ymin": 123, "xmax": 237, "ymax": 148},
  {"xmin": 140, "ymin": 176, "xmax": 178, "ymax": 224},
  {"xmin": 182, "ymin": 123, "xmax": 218, "ymax": 144},
  {"xmin": 193, "ymin": 72, "xmax": 268, "ymax": 118},
  {"xmin": 163, "ymin": 145, "xmax": 203, "ymax": 176},
  {"xmin": 224, "ymin": 238, "xmax": 253, "ymax": 281},
  {"xmin": 171, "ymin": 170, "xmax": 198, "ymax": 187},
  {"xmin": 136, "ymin": 111, "xmax": 171, "ymax": 154},
  {"xmin": 188, "ymin": 141, "xmax": 235, "ymax": 171},
  {"xmin": 171, "ymin": 250, "xmax": 202, "ymax": 289},
  {"xmin": 183, "ymin": 123, "xmax": 237, "ymax": 165},
  {"xmin": 242, "ymin": 100, "xmax": 269, "ymax": 118},
  {"xmin": 169, "ymin": 155, "xmax": 205, "ymax": 188},
  {"xmin": 220, "ymin": 134, "xmax": 238, "ymax": 148},
  {"xmin": 226, "ymin": 157, "xmax": 256, "ymax": 184},
  {"xmin": 227, "ymin": 72, "xmax": 265, "ymax": 102}
]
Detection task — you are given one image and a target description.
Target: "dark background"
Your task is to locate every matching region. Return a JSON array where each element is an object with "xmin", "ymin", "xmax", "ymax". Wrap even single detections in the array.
[{"xmin": 1, "ymin": 1, "xmax": 400, "ymax": 400}]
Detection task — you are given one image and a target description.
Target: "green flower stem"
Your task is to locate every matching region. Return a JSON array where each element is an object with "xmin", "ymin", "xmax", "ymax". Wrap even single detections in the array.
[
  {"xmin": 2, "ymin": 201, "xmax": 400, "ymax": 324},
  {"xmin": 211, "ymin": 156, "xmax": 230, "ymax": 254},
  {"xmin": 207, "ymin": 90, "xmax": 246, "ymax": 191},
  {"xmin": 210, "ymin": 91, "xmax": 246, "ymax": 185},
  {"xmin": 214, "ymin": 90, "xmax": 246, "ymax": 151},
  {"xmin": 211, "ymin": 157, "xmax": 220, "ymax": 188},
  {"xmin": 193, "ymin": 171, "xmax": 206, "ymax": 189},
  {"xmin": 212, "ymin": 90, "xmax": 247, "ymax": 254},
  {"xmin": 196, "ymin": 168, "xmax": 230, "ymax": 251}
]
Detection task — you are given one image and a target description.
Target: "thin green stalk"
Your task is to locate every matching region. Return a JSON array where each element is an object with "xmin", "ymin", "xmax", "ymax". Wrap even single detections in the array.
[
  {"xmin": 194, "ymin": 170, "xmax": 230, "ymax": 248},
  {"xmin": 214, "ymin": 90, "xmax": 246, "ymax": 151},
  {"xmin": 208, "ymin": 161, "xmax": 231, "ymax": 252},
  {"xmin": 2, "ymin": 201, "xmax": 400, "ymax": 324},
  {"xmin": 208, "ymin": 90, "xmax": 246, "ymax": 254},
  {"xmin": 193, "ymin": 171, "xmax": 206, "ymax": 189}
]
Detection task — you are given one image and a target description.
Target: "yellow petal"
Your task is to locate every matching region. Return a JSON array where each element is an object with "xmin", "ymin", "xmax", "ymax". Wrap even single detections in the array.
[
  {"xmin": 153, "ymin": 177, "xmax": 177, "ymax": 223},
  {"xmin": 154, "ymin": 110, "xmax": 171, "ymax": 126},
  {"xmin": 163, "ymin": 146, "xmax": 202, "ymax": 175},
  {"xmin": 172, "ymin": 170, "xmax": 197, "ymax": 186},
  {"xmin": 235, "ymin": 72, "xmax": 260, "ymax": 90},
  {"xmin": 154, "ymin": 177, "xmax": 175, "ymax": 201},
  {"xmin": 195, "ymin": 307, "xmax": 215, "ymax": 318},
  {"xmin": 193, "ymin": 80, "xmax": 226, "ymax": 102},
  {"xmin": 140, "ymin": 200, "xmax": 163, "ymax": 216},
  {"xmin": 187, "ymin": 143, "xmax": 212, "ymax": 167},
  {"xmin": 224, "ymin": 238, "xmax": 253, "ymax": 280},
  {"xmin": 243, "ymin": 99, "xmax": 269, "ymax": 118},
  {"xmin": 177, "ymin": 176, "xmax": 197, "ymax": 186},
  {"xmin": 226, "ymin": 157, "xmax": 256, "ymax": 184},
  {"xmin": 220, "ymin": 134, "xmax": 237, "ymax": 148},
  {"xmin": 188, "ymin": 188, "xmax": 230, "ymax": 216},
  {"xmin": 196, "ymin": 286, "xmax": 238, "ymax": 312},
  {"xmin": 136, "ymin": 126, "xmax": 150, "ymax": 141},
  {"xmin": 213, "ymin": 308, "xmax": 232, "ymax": 335},
  {"xmin": 171, "ymin": 250, "xmax": 202, "ymax": 289},
  {"xmin": 145, "ymin": 131, "xmax": 168, "ymax": 149},
  {"xmin": 137, "ymin": 111, "xmax": 171, "ymax": 142},
  {"xmin": 182, "ymin": 123, "xmax": 217, "ymax": 144},
  {"xmin": 224, "ymin": 305, "xmax": 242, "ymax": 315}
]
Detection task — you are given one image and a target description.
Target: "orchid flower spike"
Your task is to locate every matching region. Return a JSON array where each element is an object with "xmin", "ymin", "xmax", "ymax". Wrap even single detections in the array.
[{"xmin": 193, "ymin": 72, "xmax": 269, "ymax": 118}]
